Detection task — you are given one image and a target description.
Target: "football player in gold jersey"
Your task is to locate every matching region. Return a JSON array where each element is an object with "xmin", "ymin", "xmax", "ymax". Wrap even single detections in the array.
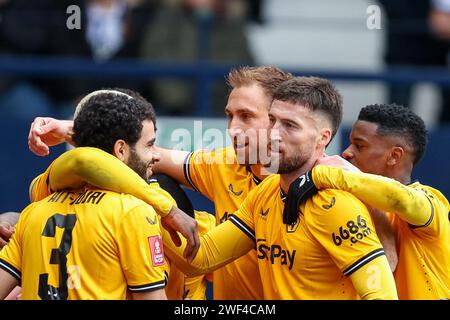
[
  {"xmin": 24, "ymin": 159, "xmax": 213, "ymax": 300},
  {"xmin": 0, "ymin": 89, "xmax": 168, "ymax": 299},
  {"xmin": 310, "ymin": 104, "xmax": 450, "ymax": 299},
  {"xmin": 26, "ymin": 110, "xmax": 200, "ymax": 262},
  {"xmin": 163, "ymin": 77, "xmax": 398, "ymax": 299},
  {"xmin": 25, "ymin": 66, "xmax": 293, "ymax": 300}
]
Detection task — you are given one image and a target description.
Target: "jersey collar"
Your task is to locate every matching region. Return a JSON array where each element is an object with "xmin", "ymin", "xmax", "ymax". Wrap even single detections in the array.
[
  {"xmin": 280, "ymin": 188, "xmax": 287, "ymax": 203},
  {"xmin": 245, "ymin": 165, "xmax": 263, "ymax": 185}
]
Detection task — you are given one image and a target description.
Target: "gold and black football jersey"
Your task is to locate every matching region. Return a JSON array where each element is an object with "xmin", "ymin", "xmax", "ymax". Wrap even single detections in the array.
[
  {"xmin": 312, "ymin": 165, "xmax": 450, "ymax": 299},
  {"xmin": 391, "ymin": 183, "xmax": 450, "ymax": 299},
  {"xmin": 29, "ymin": 169, "xmax": 214, "ymax": 300},
  {"xmin": 0, "ymin": 187, "xmax": 166, "ymax": 300},
  {"xmin": 184, "ymin": 146, "xmax": 264, "ymax": 300},
  {"xmin": 230, "ymin": 174, "xmax": 393, "ymax": 299},
  {"xmin": 165, "ymin": 174, "xmax": 397, "ymax": 299}
]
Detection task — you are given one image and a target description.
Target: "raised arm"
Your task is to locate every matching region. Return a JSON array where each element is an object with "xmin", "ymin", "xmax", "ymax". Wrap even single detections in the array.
[
  {"xmin": 312, "ymin": 165, "xmax": 433, "ymax": 227},
  {"xmin": 46, "ymin": 147, "xmax": 176, "ymax": 216},
  {"xmin": 152, "ymin": 147, "xmax": 190, "ymax": 187}
]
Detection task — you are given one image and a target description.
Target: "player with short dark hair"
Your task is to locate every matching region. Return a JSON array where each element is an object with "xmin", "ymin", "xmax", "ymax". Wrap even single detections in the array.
[
  {"xmin": 305, "ymin": 103, "xmax": 450, "ymax": 299},
  {"xmin": 164, "ymin": 77, "xmax": 398, "ymax": 299}
]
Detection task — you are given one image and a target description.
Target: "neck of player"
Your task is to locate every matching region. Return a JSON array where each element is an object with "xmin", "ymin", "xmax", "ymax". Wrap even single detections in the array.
[
  {"xmin": 249, "ymin": 163, "xmax": 271, "ymax": 181},
  {"xmin": 279, "ymin": 156, "xmax": 318, "ymax": 194}
]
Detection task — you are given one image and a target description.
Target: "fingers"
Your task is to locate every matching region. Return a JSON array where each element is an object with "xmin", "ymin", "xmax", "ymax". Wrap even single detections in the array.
[
  {"xmin": 161, "ymin": 207, "xmax": 199, "ymax": 263},
  {"xmin": 28, "ymin": 117, "xmax": 50, "ymax": 156},
  {"xmin": 0, "ymin": 238, "xmax": 8, "ymax": 249},
  {"xmin": 0, "ymin": 225, "xmax": 13, "ymax": 239},
  {"xmin": 169, "ymin": 230, "xmax": 182, "ymax": 247},
  {"xmin": 184, "ymin": 223, "xmax": 200, "ymax": 264},
  {"xmin": 0, "ymin": 225, "xmax": 13, "ymax": 249}
]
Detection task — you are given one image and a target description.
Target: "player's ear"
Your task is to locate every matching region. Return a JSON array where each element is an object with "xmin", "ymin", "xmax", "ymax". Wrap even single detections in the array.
[
  {"xmin": 113, "ymin": 139, "xmax": 129, "ymax": 162},
  {"xmin": 317, "ymin": 127, "xmax": 332, "ymax": 148},
  {"xmin": 387, "ymin": 146, "xmax": 404, "ymax": 166}
]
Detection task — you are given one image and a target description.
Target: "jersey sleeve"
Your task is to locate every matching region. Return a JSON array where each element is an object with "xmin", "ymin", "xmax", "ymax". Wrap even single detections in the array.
[
  {"xmin": 116, "ymin": 204, "xmax": 166, "ymax": 293},
  {"xmin": 184, "ymin": 149, "xmax": 232, "ymax": 201},
  {"xmin": 183, "ymin": 150, "xmax": 214, "ymax": 200},
  {"xmin": 408, "ymin": 184, "xmax": 450, "ymax": 239},
  {"xmin": 349, "ymin": 255, "xmax": 398, "ymax": 300},
  {"xmin": 228, "ymin": 184, "xmax": 261, "ymax": 244},
  {"xmin": 306, "ymin": 190, "xmax": 386, "ymax": 277},
  {"xmin": 29, "ymin": 165, "xmax": 54, "ymax": 202},
  {"xmin": 312, "ymin": 165, "xmax": 435, "ymax": 228},
  {"xmin": 164, "ymin": 219, "xmax": 254, "ymax": 277}
]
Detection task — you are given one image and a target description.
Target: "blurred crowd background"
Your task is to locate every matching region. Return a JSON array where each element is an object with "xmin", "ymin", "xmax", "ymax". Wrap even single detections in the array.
[{"xmin": 1, "ymin": 0, "xmax": 450, "ymax": 212}]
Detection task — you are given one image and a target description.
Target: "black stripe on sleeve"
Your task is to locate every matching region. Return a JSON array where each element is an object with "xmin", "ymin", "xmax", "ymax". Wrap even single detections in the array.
[
  {"xmin": 342, "ymin": 248, "xmax": 385, "ymax": 276},
  {"xmin": 229, "ymin": 215, "xmax": 255, "ymax": 242},
  {"xmin": 409, "ymin": 195, "xmax": 435, "ymax": 229},
  {"xmin": 128, "ymin": 279, "xmax": 165, "ymax": 293},
  {"xmin": 183, "ymin": 152, "xmax": 200, "ymax": 193},
  {"xmin": 0, "ymin": 258, "xmax": 21, "ymax": 283}
]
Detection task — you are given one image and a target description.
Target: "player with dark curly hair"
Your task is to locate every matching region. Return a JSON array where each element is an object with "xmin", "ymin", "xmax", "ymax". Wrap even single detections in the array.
[{"xmin": 0, "ymin": 89, "xmax": 170, "ymax": 299}]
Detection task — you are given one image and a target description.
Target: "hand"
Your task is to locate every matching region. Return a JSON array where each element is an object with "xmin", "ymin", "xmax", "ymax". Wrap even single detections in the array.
[
  {"xmin": 28, "ymin": 117, "xmax": 74, "ymax": 156},
  {"xmin": 0, "ymin": 223, "xmax": 14, "ymax": 249},
  {"xmin": 316, "ymin": 155, "xmax": 360, "ymax": 172},
  {"xmin": 160, "ymin": 206, "xmax": 199, "ymax": 263},
  {"xmin": 283, "ymin": 171, "xmax": 318, "ymax": 225},
  {"xmin": 369, "ymin": 207, "xmax": 398, "ymax": 272},
  {"xmin": 4, "ymin": 286, "xmax": 21, "ymax": 300}
]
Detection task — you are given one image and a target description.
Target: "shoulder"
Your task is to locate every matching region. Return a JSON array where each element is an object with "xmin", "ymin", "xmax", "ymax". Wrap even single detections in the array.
[
  {"xmin": 190, "ymin": 147, "xmax": 237, "ymax": 166},
  {"xmin": 410, "ymin": 182, "xmax": 450, "ymax": 226},
  {"xmin": 17, "ymin": 201, "xmax": 41, "ymax": 221},
  {"xmin": 257, "ymin": 174, "xmax": 280, "ymax": 188},
  {"xmin": 307, "ymin": 189, "xmax": 368, "ymax": 218},
  {"xmin": 411, "ymin": 182, "xmax": 449, "ymax": 206},
  {"xmin": 98, "ymin": 191, "xmax": 157, "ymax": 219},
  {"xmin": 249, "ymin": 174, "xmax": 280, "ymax": 198}
]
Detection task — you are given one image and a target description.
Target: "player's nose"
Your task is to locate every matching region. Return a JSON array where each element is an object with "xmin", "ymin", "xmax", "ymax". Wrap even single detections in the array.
[{"xmin": 342, "ymin": 146, "xmax": 353, "ymax": 160}]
